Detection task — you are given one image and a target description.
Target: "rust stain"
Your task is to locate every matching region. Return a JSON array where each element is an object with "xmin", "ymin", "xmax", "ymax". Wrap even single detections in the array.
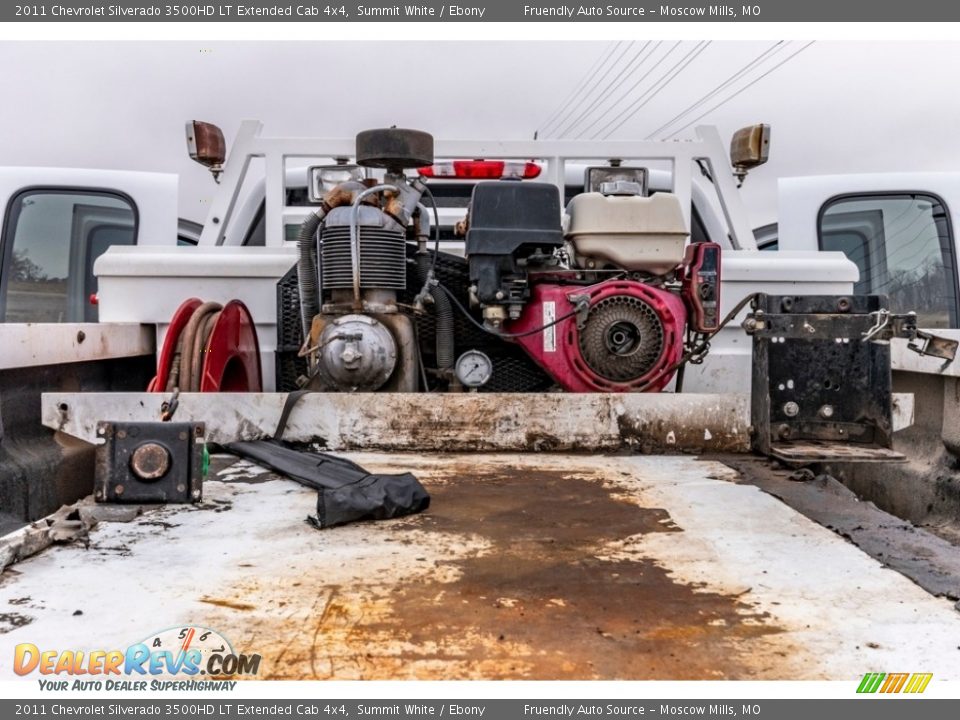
[
  {"xmin": 199, "ymin": 596, "xmax": 256, "ymax": 611},
  {"xmin": 199, "ymin": 467, "xmax": 784, "ymax": 680}
]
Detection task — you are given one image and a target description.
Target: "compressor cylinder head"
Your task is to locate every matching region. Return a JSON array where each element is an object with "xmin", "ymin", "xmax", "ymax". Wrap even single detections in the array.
[{"xmin": 315, "ymin": 314, "xmax": 398, "ymax": 391}]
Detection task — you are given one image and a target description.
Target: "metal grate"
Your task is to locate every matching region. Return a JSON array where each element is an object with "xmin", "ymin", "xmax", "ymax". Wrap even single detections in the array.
[
  {"xmin": 276, "ymin": 264, "xmax": 308, "ymax": 392},
  {"xmin": 401, "ymin": 249, "xmax": 554, "ymax": 393},
  {"xmin": 321, "ymin": 226, "xmax": 407, "ymax": 290}
]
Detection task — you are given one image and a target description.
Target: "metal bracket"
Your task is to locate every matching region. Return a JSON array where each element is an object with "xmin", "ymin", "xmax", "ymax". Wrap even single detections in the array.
[
  {"xmin": 746, "ymin": 294, "xmax": 906, "ymax": 465},
  {"xmin": 859, "ymin": 310, "xmax": 957, "ymax": 362},
  {"xmin": 907, "ymin": 331, "xmax": 959, "ymax": 361},
  {"xmin": 95, "ymin": 421, "xmax": 205, "ymax": 504}
]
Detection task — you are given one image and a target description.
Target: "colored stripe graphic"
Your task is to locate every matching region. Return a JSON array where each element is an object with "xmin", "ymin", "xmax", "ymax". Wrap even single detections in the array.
[
  {"xmin": 857, "ymin": 673, "xmax": 885, "ymax": 693},
  {"xmin": 904, "ymin": 673, "xmax": 933, "ymax": 694},
  {"xmin": 857, "ymin": 672, "xmax": 932, "ymax": 694},
  {"xmin": 881, "ymin": 673, "xmax": 908, "ymax": 693}
]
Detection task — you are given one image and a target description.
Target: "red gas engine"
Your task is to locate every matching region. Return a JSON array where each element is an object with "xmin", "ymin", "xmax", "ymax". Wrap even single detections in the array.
[{"xmin": 467, "ymin": 181, "xmax": 721, "ymax": 392}]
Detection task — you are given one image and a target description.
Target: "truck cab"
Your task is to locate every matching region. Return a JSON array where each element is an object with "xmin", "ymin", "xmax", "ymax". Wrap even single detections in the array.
[
  {"xmin": 0, "ymin": 168, "xmax": 178, "ymax": 325},
  {"xmin": 777, "ymin": 173, "xmax": 960, "ymax": 330}
]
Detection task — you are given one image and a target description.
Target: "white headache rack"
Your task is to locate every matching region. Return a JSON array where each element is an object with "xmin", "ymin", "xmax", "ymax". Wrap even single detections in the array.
[{"xmin": 199, "ymin": 119, "xmax": 759, "ymax": 252}]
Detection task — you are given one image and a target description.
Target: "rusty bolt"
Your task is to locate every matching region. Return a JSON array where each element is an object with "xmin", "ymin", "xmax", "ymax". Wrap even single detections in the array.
[
  {"xmin": 837, "ymin": 297, "xmax": 851, "ymax": 312},
  {"xmin": 130, "ymin": 442, "xmax": 171, "ymax": 481},
  {"xmin": 115, "ymin": 484, "xmax": 125, "ymax": 495},
  {"xmin": 777, "ymin": 423, "xmax": 792, "ymax": 440}
]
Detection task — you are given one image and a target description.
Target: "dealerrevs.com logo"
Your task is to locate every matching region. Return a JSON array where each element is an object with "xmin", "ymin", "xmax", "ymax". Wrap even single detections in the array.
[{"xmin": 14, "ymin": 626, "xmax": 261, "ymax": 691}]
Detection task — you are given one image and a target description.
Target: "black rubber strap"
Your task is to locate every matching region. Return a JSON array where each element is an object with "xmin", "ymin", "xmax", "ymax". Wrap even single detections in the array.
[{"xmin": 273, "ymin": 390, "xmax": 311, "ymax": 440}]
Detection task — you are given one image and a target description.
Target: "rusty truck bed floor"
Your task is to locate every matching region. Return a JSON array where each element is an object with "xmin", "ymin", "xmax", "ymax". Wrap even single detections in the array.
[{"xmin": 2, "ymin": 453, "xmax": 959, "ymax": 680}]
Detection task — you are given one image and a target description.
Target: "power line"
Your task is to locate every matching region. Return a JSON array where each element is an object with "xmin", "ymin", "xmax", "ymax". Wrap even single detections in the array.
[
  {"xmin": 566, "ymin": 42, "xmax": 662, "ymax": 140},
  {"xmin": 551, "ymin": 41, "xmax": 637, "ymax": 138},
  {"xmin": 552, "ymin": 41, "xmax": 654, "ymax": 138},
  {"xmin": 536, "ymin": 41, "xmax": 619, "ymax": 138},
  {"xmin": 572, "ymin": 40, "xmax": 680, "ymax": 140},
  {"xmin": 664, "ymin": 41, "xmax": 816, "ymax": 139},
  {"xmin": 644, "ymin": 41, "xmax": 786, "ymax": 140},
  {"xmin": 595, "ymin": 41, "xmax": 712, "ymax": 140},
  {"xmin": 539, "ymin": 41, "xmax": 626, "ymax": 138}
]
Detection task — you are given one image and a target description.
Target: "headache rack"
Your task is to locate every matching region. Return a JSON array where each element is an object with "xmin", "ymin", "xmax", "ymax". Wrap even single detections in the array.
[{"xmin": 197, "ymin": 120, "xmax": 759, "ymax": 252}]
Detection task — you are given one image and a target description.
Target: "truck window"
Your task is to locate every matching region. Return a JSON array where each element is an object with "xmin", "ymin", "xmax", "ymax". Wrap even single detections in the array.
[
  {"xmin": 0, "ymin": 189, "xmax": 137, "ymax": 323},
  {"xmin": 819, "ymin": 193, "xmax": 959, "ymax": 328}
]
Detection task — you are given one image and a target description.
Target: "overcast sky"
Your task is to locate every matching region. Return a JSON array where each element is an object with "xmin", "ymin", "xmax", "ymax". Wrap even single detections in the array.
[{"xmin": 0, "ymin": 41, "xmax": 958, "ymax": 227}]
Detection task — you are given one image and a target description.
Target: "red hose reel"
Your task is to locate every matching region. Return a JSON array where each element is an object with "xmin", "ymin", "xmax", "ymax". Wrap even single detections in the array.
[{"xmin": 149, "ymin": 297, "xmax": 262, "ymax": 393}]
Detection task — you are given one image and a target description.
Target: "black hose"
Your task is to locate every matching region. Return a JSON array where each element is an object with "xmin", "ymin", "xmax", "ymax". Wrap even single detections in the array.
[
  {"xmin": 635, "ymin": 292, "xmax": 760, "ymax": 392},
  {"xmin": 296, "ymin": 209, "xmax": 327, "ymax": 338},
  {"xmin": 416, "ymin": 254, "xmax": 455, "ymax": 370},
  {"xmin": 436, "ymin": 282, "xmax": 588, "ymax": 339}
]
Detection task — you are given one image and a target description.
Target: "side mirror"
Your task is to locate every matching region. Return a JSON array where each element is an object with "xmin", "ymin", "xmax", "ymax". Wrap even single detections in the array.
[
  {"xmin": 729, "ymin": 123, "xmax": 770, "ymax": 185},
  {"xmin": 185, "ymin": 121, "xmax": 226, "ymax": 182}
]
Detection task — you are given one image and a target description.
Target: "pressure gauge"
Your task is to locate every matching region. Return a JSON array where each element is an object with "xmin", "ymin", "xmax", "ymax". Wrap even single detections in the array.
[{"xmin": 455, "ymin": 350, "xmax": 493, "ymax": 388}]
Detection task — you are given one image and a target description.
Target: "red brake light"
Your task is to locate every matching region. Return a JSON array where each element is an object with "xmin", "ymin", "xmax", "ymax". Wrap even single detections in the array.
[{"xmin": 418, "ymin": 160, "xmax": 541, "ymax": 180}]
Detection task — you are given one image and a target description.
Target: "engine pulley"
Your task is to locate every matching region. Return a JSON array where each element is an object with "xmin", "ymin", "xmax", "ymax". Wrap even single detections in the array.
[
  {"xmin": 504, "ymin": 279, "xmax": 687, "ymax": 393},
  {"xmin": 578, "ymin": 295, "xmax": 665, "ymax": 383}
]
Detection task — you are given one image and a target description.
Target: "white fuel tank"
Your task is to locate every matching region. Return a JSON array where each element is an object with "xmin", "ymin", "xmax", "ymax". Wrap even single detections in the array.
[{"xmin": 565, "ymin": 192, "xmax": 689, "ymax": 275}]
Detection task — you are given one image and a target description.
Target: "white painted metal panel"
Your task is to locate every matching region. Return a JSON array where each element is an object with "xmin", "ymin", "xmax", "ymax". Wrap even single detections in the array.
[
  {"xmin": 40, "ymin": 390, "xmax": 914, "ymax": 449},
  {"xmin": 0, "ymin": 323, "xmax": 152, "ymax": 370}
]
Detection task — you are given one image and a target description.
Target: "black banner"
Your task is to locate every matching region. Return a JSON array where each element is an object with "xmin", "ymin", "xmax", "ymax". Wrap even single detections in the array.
[{"xmin": 3, "ymin": 0, "xmax": 956, "ymax": 23}]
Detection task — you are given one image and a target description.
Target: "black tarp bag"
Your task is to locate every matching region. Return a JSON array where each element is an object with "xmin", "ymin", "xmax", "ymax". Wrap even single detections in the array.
[{"xmin": 224, "ymin": 392, "xmax": 430, "ymax": 528}]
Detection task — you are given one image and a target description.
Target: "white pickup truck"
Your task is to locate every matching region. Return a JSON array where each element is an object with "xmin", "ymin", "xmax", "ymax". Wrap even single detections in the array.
[
  {"xmin": 1, "ymin": 121, "xmax": 958, "ymax": 519},
  {"xmin": 1, "ymin": 121, "xmax": 959, "ymax": 684}
]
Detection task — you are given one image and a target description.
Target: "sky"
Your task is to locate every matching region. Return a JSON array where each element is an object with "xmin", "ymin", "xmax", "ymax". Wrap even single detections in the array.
[{"xmin": 0, "ymin": 40, "xmax": 958, "ymax": 228}]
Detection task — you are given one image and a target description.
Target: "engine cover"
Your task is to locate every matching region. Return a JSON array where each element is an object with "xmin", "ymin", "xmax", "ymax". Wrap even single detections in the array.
[
  {"xmin": 316, "ymin": 314, "xmax": 398, "ymax": 391},
  {"xmin": 505, "ymin": 280, "xmax": 687, "ymax": 392}
]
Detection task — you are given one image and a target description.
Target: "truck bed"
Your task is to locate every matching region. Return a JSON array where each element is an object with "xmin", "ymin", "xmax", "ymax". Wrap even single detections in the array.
[{"xmin": 1, "ymin": 453, "xmax": 958, "ymax": 681}]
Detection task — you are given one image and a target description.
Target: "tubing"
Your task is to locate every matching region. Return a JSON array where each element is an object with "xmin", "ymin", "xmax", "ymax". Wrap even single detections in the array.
[
  {"xmin": 296, "ymin": 207, "xmax": 328, "ymax": 338},
  {"xmin": 350, "ymin": 184, "xmax": 397, "ymax": 308},
  {"xmin": 167, "ymin": 301, "xmax": 222, "ymax": 393},
  {"xmin": 416, "ymin": 253, "xmax": 455, "ymax": 371}
]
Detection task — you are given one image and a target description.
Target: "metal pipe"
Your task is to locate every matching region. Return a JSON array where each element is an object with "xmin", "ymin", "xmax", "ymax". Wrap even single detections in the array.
[
  {"xmin": 296, "ymin": 207, "xmax": 329, "ymax": 337},
  {"xmin": 415, "ymin": 202, "xmax": 431, "ymax": 248},
  {"xmin": 350, "ymin": 184, "xmax": 397, "ymax": 308}
]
